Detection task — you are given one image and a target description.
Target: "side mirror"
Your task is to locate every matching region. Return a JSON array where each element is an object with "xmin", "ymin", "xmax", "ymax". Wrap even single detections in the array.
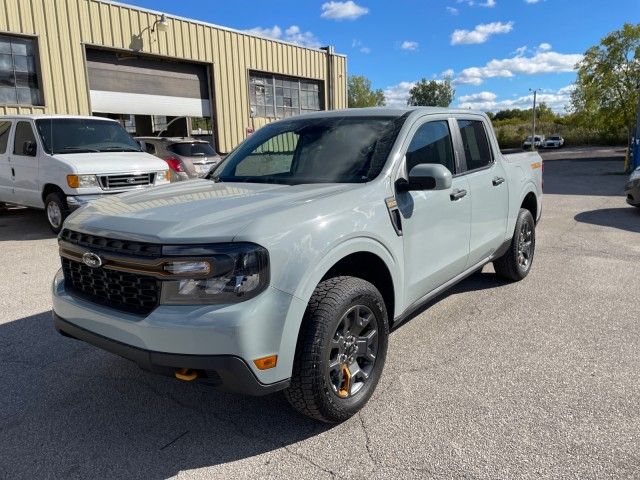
[
  {"xmin": 396, "ymin": 163, "xmax": 452, "ymax": 192},
  {"xmin": 23, "ymin": 140, "xmax": 37, "ymax": 157}
]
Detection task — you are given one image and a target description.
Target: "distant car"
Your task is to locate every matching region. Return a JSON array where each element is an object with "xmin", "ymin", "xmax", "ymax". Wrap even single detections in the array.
[
  {"xmin": 625, "ymin": 166, "xmax": 640, "ymax": 208},
  {"xmin": 522, "ymin": 135, "xmax": 545, "ymax": 150},
  {"xmin": 544, "ymin": 135, "xmax": 564, "ymax": 149},
  {"xmin": 137, "ymin": 137, "xmax": 222, "ymax": 181}
]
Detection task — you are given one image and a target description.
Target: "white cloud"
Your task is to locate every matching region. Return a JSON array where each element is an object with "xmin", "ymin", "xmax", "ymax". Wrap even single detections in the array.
[
  {"xmin": 537, "ymin": 42, "xmax": 552, "ymax": 51},
  {"xmin": 244, "ymin": 25, "xmax": 321, "ymax": 48},
  {"xmin": 383, "ymin": 81, "xmax": 415, "ymax": 107},
  {"xmin": 524, "ymin": 0, "xmax": 541, "ymax": 3},
  {"xmin": 457, "ymin": 85, "xmax": 575, "ymax": 113},
  {"xmin": 453, "ymin": 49, "xmax": 583, "ymax": 85},
  {"xmin": 457, "ymin": 0, "xmax": 496, "ymax": 6},
  {"xmin": 352, "ymin": 39, "xmax": 371, "ymax": 53},
  {"xmin": 451, "ymin": 21, "xmax": 514, "ymax": 45},
  {"xmin": 447, "ymin": 6, "xmax": 459, "ymax": 14},
  {"xmin": 321, "ymin": 1, "xmax": 369, "ymax": 20},
  {"xmin": 442, "ymin": 68, "xmax": 455, "ymax": 78},
  {"xmin": 401, "ymin": 41, "xmax": 419, "ymax": 51},
  {"xmin": 458, "ymin": 91, "xmax": 497, "ymax": 103}
]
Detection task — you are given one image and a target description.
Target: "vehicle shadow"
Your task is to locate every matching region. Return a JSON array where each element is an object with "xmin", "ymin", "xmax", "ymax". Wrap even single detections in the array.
[
  {"xmin": 574, "ymin": 207, "xmax": 640, "ymax": 233},
  {"xmin": 391, "ymin": 269, "xmax": 508, "ymax": 332},
  {"xmin": 0, "ymin": 207, "xmax": 56, "ymax": 241},
  {"xmin": 0, "ymin": 311, "xmax": 331, "ymax": 478}
]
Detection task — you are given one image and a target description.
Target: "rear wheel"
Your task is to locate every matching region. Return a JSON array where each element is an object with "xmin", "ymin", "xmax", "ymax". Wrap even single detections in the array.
[
  {"xmin": 284, "ymin": 276, "xmax": 389, "ymax": 423},
  {"xmin": 493, "ymin": 208, "xmax": 536, "ymax": 281},
  {"xmin": 44, "ymin": 192, "xmax": 69, "ymax": 234}
]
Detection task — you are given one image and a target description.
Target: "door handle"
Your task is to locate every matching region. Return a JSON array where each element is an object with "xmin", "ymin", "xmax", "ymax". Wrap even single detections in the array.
[
  {"xmin": 11, "ymin": 167, "xmax": 15, "ymax": 178},
  {"xmin": 450, "ymin": 188, "xmax": 467, "ymax": 201},
  {"xmin": 492, "ymin": 176, "xmax": 505, "ymax": 186}
]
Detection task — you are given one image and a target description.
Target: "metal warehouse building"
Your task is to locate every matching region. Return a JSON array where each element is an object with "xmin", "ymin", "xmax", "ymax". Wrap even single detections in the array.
[{"xmin": 0, "ymin": 0, "xmax": 347, "ymax": 152}]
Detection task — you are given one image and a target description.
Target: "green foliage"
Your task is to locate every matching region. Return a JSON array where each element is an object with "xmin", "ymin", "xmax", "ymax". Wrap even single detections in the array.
[
  {"xmin": 347, "ymin": 75, "xmax": 386, "ymax": 108},
  {"xmin": 407, "ymin": 78, "xmax": 455, "ymax": 107},
  {"xmin": 571, "ymin": 23, "xmax": 640, "ymax": 137}
]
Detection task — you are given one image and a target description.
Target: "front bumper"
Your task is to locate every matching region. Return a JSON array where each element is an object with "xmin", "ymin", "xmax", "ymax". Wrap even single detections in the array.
[
  {"xmin": 54, "ymin": 313, "xmax": 288, "ymax": 395},
  {"xmin": 66, "ymin": 194, "xmax": 109, "ymax": 210},
  {"xmin": 625, "ymin": 179, "xmax": 640, "ymax": 206},
  {"xmin": 52, "ymin": 269, "xmax": 305, "ymax": 390}
]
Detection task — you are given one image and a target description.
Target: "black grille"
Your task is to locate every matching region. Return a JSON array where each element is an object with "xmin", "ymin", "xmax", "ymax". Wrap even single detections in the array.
[
  {"xmin": 60, "ymin": 229, "xmax": 162, "ymax": 257},
  {"xmin": 62, "ymin": 257, "xmax": 160, "ymax": 315}
]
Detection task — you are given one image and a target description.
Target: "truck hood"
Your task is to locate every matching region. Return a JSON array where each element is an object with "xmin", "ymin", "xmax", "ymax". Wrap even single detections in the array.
[
  {"xmin": 65, "ymin": 180, "xmax": 353, "ymax": 243},
  {"xmin": 53, "ymin": 151, "xmax": 168, "ymax": 174}
]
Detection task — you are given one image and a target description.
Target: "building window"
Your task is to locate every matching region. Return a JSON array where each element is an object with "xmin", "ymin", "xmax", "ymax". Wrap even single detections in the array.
[
  {"xmin": 249, "ymin": 72, "xmax": 323, "ymax": 119},
  {"xmin": 0, "ymin": 34, "xmax": 42, "ymax": 106}
]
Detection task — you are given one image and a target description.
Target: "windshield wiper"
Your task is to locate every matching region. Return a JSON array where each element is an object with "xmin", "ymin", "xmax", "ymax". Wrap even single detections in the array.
[
  {"xmin": 54, "ymin": 147, "xmax": 100, "ymax": 153},
  {"xmin": 99, "ymin": 147, "xmax": 141, "ymax": 152}
]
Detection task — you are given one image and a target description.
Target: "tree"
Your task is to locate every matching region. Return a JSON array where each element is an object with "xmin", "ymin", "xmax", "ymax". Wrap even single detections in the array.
[
  {"xmin": 348, "ymin": 75, "xmax": 386, "ymax": 108},
  {"xmin": 571, "ymin": 23, "xmax": 640, "ymax": 143},
  {"xmin": 407, "ymin": 78, "xmax": 455, "ymax": 107}
]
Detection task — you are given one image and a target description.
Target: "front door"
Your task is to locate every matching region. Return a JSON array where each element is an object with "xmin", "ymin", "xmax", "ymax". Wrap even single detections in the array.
[
  {"xmin": 398, "ymin": 117, "xmax": 471, "ymax": 307},
  {"xmin": 11, "ymin": 120, "xmax": 40, "ymax": 207},
  {"xmin": 456, "ymin": 118, "xmax": 509, "ymax": 266}
]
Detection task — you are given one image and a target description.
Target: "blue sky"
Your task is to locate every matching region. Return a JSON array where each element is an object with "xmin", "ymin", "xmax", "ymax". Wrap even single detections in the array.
[{"xmin": 124, "ymin": 0, "xmax": 639, "ymax": 113}]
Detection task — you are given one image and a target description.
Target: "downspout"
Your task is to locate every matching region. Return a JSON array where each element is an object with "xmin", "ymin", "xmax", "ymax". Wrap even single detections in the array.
[{"xmin": 322, "ymin": 46, "xmax": 335, "ymax": 110}]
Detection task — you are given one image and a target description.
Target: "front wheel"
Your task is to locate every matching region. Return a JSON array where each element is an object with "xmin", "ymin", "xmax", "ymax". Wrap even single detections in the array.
[
  {"xmin": 284, "ymin": 276, "xmax": 389, "ymax": 423},
  {"xmin": 493, "ymin": 208, "xmax": 536, "ymax": 281},
  {"xmin": 44, "ymin": 192, "xmax": 69, "ymax": 234}
]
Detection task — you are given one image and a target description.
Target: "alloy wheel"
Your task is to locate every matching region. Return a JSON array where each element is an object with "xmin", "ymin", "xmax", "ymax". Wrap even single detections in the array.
[
  {"xmin": 517, "ymin": 220, "xmax": 533, "ymax": 269},
  {"xmin": 47, "ymin": 201, "xmax": 62, "ymax": 229}
]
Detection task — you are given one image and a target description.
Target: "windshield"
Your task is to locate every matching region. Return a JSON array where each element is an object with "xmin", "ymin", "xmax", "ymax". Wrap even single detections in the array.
[
  {"xmin": 35, "ymin": 118, "xmax": 142, "ymax": 154},
  {"xmin": 548, "ymin": 136, "xmax": 560, "ymax": 140},
  {"xmin": 169, "ymin": 142, "xmax": 216, "ymax": 157},
  {"xmin": 211, "ymin": 115, "xmax": 407, "ymax": 185}
]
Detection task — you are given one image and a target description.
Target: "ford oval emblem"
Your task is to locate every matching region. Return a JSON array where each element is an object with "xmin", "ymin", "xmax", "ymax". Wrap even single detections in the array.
[{"xmin": 82, "ymin": 252, "xmax": 103, "ymax": 269}]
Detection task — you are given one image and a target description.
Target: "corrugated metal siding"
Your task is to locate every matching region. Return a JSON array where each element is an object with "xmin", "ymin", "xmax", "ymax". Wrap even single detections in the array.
[{"xmin": 0, "ymin": 0, "xmax": 347, "ymax": 152}]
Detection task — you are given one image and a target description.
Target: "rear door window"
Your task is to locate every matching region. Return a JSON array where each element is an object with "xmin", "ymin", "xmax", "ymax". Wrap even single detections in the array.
[
  {"xmin": 0, "ymin": 121, "xmax": 11, "ymax": 153},
  {"xmin": 457, "ymin": 119, "xmax": 492, "ymax": 172}
]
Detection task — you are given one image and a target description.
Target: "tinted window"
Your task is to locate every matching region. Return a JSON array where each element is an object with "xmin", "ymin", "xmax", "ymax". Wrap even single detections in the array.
[
  {"xmin": 214, "ymin": 115, "xmax": 406, "ymax": 185},
  {"xmin": 0, "ymin": 121, "xmax": 10, "ymax": 153},
  {"xmin": 142, "ymin": 141, "xmax": 156, "ymax": 154},
  {"xmin": 406, "ymin": 121, "xmax": 455, "ymax": 174},
  {"xmin": 169, "ymin": 142, "xmax": 216, "ymax": 157},
  {"xmin": 458, "ymin": 119, "xmax": 492, "ymax": 171},
  {"xmin": 0, "ymin": 34, "xmax": 42, "ymax": 106},
  {"xmin": 13, "ymin": 121, "xmax": 36, "ymax": 155}
]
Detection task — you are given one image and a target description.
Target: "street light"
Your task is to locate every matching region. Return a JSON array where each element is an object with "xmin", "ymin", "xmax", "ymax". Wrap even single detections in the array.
[
  {"xmin": 151, "ymin": 14, "xmax": 169, "ymax": 33},
  {"xmin": 529, "ymin": 88, "xmax": 541, "ymax": 151}
]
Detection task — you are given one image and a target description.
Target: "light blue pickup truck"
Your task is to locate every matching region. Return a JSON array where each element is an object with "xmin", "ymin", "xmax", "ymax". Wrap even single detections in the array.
[{"xmin": 52, "ymin": 107, "xmax": 543, "ymax": 423}]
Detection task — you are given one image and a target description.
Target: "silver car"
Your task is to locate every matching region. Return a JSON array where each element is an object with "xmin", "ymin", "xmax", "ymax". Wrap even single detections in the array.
[{"xmin": 137, "ymin": 137, "xmax": 222, "ymax": 181}]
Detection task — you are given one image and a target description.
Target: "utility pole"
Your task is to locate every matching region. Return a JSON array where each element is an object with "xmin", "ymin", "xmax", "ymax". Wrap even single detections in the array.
[
  {"xmin": 529, "ymin": 88, "xmax": 540, "ymax": 151},
  {"xmin": 633, "ymin": 83, "xmax": 640, "ymax": 171}
]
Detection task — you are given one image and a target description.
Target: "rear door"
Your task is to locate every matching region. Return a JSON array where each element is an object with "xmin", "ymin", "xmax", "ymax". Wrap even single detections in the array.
[
  {"xmin": 455, "ymin": 117, "xmax": 508, "ymax": 266},
  {"xmin": 399, "ymin": 117, "xmax": 471, "ymax": 305},
  {"xmin": 0, "ymin": 120, "xmax": 14, "ymax": 202},
  {"xmin": 11, "ymin": 120, "xmax": 40, "ymax": 206}
]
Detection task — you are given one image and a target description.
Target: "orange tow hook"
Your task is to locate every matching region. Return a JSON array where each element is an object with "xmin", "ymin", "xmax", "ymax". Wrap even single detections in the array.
[{"xmin": 174, "ymin": 368, "xmax": 198, "ymax": 381}]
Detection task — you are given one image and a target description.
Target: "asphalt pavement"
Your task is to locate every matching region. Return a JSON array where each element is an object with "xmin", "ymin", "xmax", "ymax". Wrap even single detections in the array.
[{"xmin": 0, "ymin": 146, "xmax": 638, "ymax": 479}]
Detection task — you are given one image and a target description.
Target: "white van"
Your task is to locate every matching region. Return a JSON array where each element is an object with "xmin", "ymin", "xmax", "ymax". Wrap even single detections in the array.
[{"xmin": 0, "ymin": 115, "xmax": 170, "ymax": 232}]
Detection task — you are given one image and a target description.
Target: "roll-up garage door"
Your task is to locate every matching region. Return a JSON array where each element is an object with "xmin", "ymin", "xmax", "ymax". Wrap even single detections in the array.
[{"xmin": 86, "ymin": 49, "xmax": 210, "ymax": 117}]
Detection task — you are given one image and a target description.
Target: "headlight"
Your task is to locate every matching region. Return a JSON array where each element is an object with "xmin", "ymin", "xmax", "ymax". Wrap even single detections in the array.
[
  {"xmin": 67, "ymin": 174, "xmax": 98, "ymax": 188},
  {"xmin": 156, "ymin": 170, "xmax": 170, "ymax": 184},
  {"xmin": 630, "ymin": 168, "xmax": 640, "ymax": 181},
  {"xmin": 159, "ymin": 243, "xmax": 269, "ymax": 305}
]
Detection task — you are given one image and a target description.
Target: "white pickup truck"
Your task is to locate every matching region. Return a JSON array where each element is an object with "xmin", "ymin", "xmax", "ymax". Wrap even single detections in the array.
[
  {"xmin": 52, "ymin": 108, "xmax": 543, "ymax": 423},
  {"xmin": 0, "ymin": 115, "xmax": 170, "ymax": 232}
]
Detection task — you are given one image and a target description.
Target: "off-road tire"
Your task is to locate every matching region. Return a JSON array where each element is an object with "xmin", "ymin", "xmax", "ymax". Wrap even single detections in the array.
[
  {"xmin": 493, "ymin": 208, "xmax": 536, "ymax": 281},
  {"xmin": 284, "ymin": 276, "xmax": 389, "ymax": 423}
]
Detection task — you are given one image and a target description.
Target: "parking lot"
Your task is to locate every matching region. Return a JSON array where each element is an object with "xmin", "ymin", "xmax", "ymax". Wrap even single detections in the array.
[{"xmin": 0, "ymin": 146, "xmax": 638, "ymax": 479}]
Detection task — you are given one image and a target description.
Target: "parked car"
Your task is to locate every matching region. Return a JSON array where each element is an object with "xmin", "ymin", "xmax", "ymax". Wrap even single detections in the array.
[
  {"xmin": 0, "ymin": 115, "xmax": 169, "ymax": 232},
  {"xmin": 52, "ymin": 107, "xmax": 543, "ymax": 423},
  {"xmin": 625, "ymin": 166, "xmax": 640, "ymax": 208},
  {"xmin": 137, "ymin": 137, "xmax": 222, "ymax": 181},
  {"xmin": 544, "ymin": 135, "xmax": 564, "ymax": 149},
  {"xmin": 522, "ymin": 135, "xmax": 545, "ymax": 150}
]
